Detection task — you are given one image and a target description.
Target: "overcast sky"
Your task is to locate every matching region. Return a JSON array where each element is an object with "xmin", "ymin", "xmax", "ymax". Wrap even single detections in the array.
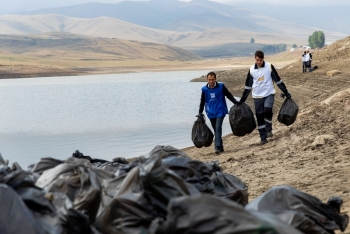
[{"xmin": 1, "ymin": 0, "xmax": 350, "ymax": 14}]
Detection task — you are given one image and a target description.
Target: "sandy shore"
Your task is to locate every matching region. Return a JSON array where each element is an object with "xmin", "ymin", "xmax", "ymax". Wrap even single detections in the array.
[{"xmin": 0, "ymin": 54, "xmax": 297, "ymax": 79}]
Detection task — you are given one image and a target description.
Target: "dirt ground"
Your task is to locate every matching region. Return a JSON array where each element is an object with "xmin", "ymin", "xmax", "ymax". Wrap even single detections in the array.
[{"xmin": 184, "ymin": 36, "xmax": 350, "ymax": 233}]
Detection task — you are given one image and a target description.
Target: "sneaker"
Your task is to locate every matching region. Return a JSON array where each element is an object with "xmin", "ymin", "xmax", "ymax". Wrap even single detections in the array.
[
  {"xmin": 215, "ymin": 148, "xmax": 220, "ymax": 154},
  {"xmin": 260, "ymin": 139, "xmax": 268, "ymax": 145},
  {"xmin": 220, "ymin": 148, "xmax": 224, "ymax": 152},
  {"xmin": 267, "ymin": 131, "xmax": 273, "ymax": 138}
]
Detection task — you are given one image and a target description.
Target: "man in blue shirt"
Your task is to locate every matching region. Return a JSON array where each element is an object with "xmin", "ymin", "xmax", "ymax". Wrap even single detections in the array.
[{"xmin": 199, "ymin": 71, "xmax": 238, "ymax": 154}]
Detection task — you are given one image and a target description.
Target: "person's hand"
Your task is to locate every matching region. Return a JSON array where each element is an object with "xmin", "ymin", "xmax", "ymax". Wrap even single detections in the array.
[
  {"xmin": 281, "ymin": 92, "xmax": 291, "ymax": 99},
  {"xmin": 237, "ymin": 97, "xmax": 246, "ymax": 105}
]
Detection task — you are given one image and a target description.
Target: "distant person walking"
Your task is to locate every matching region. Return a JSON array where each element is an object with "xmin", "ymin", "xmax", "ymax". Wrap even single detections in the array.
[
  {"xmin": 306, "ymin": 49, "xmax": 313, "ymax": 72},
  {"xmin": 302, "ymin": 51, "xmax": 308, "ymax": 73},
  {"xmin": 198, "ymin": 71, "xmax": 238, "ymax": 154},
  {"xmin": 238, "ymin": 50, "xmax": 292, "ymax": 145}
]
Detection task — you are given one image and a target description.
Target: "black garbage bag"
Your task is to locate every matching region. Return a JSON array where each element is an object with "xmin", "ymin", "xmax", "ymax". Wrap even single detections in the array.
[
  {"xmin": 48, "ymin": 192, "xmax": 98, "ymax": 234},
  {"xmin": 210, "ymin": 163, "xmax": 249, "ymax": 206},
  {"xmin": 206, "ymin": 161, "xmax": 248, "ymax": 205},
  {"xmin": 246, "ymin": 186, "xmax": 349, "ymax": 233},
  {"xmin": 31, "ymin": 157, "xmax": 64, "ymax": 174},
  {"xmin": 72, "ymin": 150, "xmax": 109, "ymax": 164},
  {"xmin": 95, "ymin": 155, "xmax": 200, "ymax": 234},
  {"xmin": 191, "ymin": 114, "xmax": 213, "ymax": 148},
  {"xmin": 0, "ymin": 184, "xmax": 45, "ymax": 234},
  {"xmin": 162, "ymin": 156, "xmax": 214, "ymax": 194},
  {"xmin": 278, "ymin": 98, "xmax": 299, "ymax": 126},
  {"xmin": 0, "ymin": 165, "xmax": 63, "ymax": 233},
  {"xmin": 0, "ymin": 153, "xmax": 6, "ymax": 165},
  {"xmin": 148, "ymin": 194, "xmax": 302, "ymax": 234},
  {"xmin": 148, "ymin": 145, "xmax": 191, "ymax": 159},
  {"xmin": 0, "ymin": 167, "xmax": 38, "ymax": 191},
  {"xmin": 229, "ymin": 103, "xmax": 256, "ymax": 136},
  {"xmin": 95, "ymin": 167, "xmax": 155, "ymax": 234},
  {"xmin": 35, "ymin": 157, "xmax": 115, "ymax": 224}
]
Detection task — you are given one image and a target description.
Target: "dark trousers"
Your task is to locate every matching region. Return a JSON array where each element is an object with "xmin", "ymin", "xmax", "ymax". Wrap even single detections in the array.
[
  {"xmin": 209, "ymin": 117, "xmax": 224, "ymax": 150},
  {"xmin": 307, "ymin": 61, "xmax": 312, "ymax": 72},
  {"xmin": 302, "ymin": 62, "xmax": 308, "ymax": 72},
  {"xmin": 254, "ymin": 94, "xmax": 274, "ymax": 140}
]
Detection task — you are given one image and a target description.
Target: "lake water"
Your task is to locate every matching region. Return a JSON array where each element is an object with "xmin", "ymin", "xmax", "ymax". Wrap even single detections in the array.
[{"xmin": 0, "ymin": 71, "xmax": 234, "ymax": 167}]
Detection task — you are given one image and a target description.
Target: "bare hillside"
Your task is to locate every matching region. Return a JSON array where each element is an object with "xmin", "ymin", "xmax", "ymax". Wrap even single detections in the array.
[
  {"xmin": 0, "ymin": 14, "xmax": 310, "ymax": 49},
  {"xmin": 0, "ymin": 33, "xmax": 203, "ymax": 78}
]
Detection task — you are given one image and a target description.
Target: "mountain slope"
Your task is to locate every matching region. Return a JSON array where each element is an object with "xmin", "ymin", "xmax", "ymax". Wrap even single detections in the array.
[
  {"xmin": 0, "ymin": 14, "xmax": 313, "ymax": 48},
  {"xmin": 19, "ymin": 0, "xmax": 347, "ymax": 42},
  {"xmin": 0, "ymin": 33, "xmax": 201, "ymax": 62}
]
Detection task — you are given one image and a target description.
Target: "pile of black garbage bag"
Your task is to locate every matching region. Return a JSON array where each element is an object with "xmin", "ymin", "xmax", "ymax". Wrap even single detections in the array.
[{"xmin": 0, "ymin": 146, "xmax": 348, "ymax": 234}]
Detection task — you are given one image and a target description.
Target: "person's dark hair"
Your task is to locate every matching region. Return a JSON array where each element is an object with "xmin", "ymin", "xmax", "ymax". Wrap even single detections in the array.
[
  {"xmin": 207, "ymin": 71, "xmax": 216, "ymax": 79},
  {"xmin": 255, "ymin": 50, "xmax": 264, "ymax": 59}
]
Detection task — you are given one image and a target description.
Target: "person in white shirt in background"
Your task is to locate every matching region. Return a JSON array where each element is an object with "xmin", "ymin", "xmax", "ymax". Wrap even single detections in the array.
[
  {"xmin": 302, "ymin": 51, "xmax": 308, "ymax": 73},
  {"xmin": 306, "ymin": 49, "xmax": 313, "ymax": 72}
]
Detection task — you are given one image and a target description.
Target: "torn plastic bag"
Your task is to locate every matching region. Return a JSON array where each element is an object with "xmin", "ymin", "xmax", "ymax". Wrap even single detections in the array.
[
  {"xmin": 101, "ymin": 158, "xmax": 148, "ymax": 200},
  {"xmin": 95, "ymin": 155, "xmax": 200, "ymax": 234},
  {"xmin": 140, "ymin": 155, "xmax": 200, "ymax": 217},
  {"xmin": 113, "ymin": 156, "xmax": 147, "ymax": 177},
  {"xmin": 0, "ymin": 153, "xmax": 6, "ymax": 164},
  {"xmin": 0, "ymin": 164, "xmax": 12, "ymax": 177},
  {"xmin": 229, "ymin": 103, "xmax": 256, "ymax": 136},
  {"xmin": 246, "ymin": 185, "xmax": 349, "ymax": 233},
  {"xmin": 0, "ymin": 167, "xmax": 38, "ymax": 191},
  {"xmin": 148, "ymin": 194, "xmax": 302, "ymax": 234},
  {"xmin": 0, "ymin": 184, "xmax": 44, "ymax": 234},
  {"xmin": 162, "ymin": 156, "xmax": 214, "ymax": 194},
  {"xmin": 148, "ymin": 145, "xmax": 191, "ymax": 159},
  {"xmin": 35, "ymin": 157, "xmax": 114, "ymax": 223},
  {"xmin": 210, "ymin": 164, "xmax": 249, "ymax": 206},
  {"xmin": 95, "ymin": 166, "xmax": 156, "ymax": 234},
  {"xmin": 96, "ymin": 161, "xmax": 128, "ymax": 175},
  {"xmin": 191, "ymin": 114, "xmax": 213, "ymax": 148},
  {"xmin": 31, "ymin": 157, "xmax": 64, "ymax": 174},
  {"xmin": 16, "ymin": 187, "xmax": 63, "ymax": 234},
  {"xmin": 207, "ymin": 161, "xmax": 248, "ymax": 205},
  {"xmin": 48, "ymin": 192, "xmax": 99, "ymax": 234},
  {"xmin": 278, "ymin": 98, "xmax": 299, "ymax": 126},
  {"xmin": 96, "ymin": 157, "xmax": 130, "ymax": 174}
]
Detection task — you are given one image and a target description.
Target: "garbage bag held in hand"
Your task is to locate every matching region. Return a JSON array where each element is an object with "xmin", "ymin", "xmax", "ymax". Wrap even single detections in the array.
[
  {"xmin": 229, "ymin": 103, "xmax": 256, "ymax": 136},
  {"xmin": 191, "ymin": 115, "xmax": 213, "ymax": 148},
  {"xmin": 278, "ymin": 98, "xmax": 299, "ymax": 126}
]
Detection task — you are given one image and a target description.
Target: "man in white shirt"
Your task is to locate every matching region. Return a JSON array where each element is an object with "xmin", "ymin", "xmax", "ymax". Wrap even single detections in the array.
[{"xmin": 238, "ymin": 50, "xmax": 292, "ymax": 145}]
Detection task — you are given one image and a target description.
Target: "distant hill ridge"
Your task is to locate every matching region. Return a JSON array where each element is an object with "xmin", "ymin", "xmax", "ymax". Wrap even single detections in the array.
[
  {"xmin": 0, "ymin": 0, "xmax": 348, "ymax": 58},
  {"xmin": 16, "ymin": 0, "xmax": 346, "ymax": 42}
]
